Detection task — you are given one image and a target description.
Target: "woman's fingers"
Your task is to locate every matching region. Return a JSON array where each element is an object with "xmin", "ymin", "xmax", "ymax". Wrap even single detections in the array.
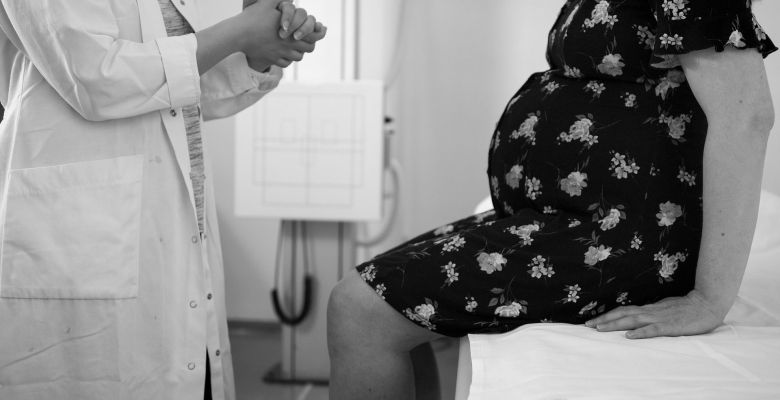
[
  {"xmin": 585, "ymin": 305, "xmax": 640, "ymax": 328},
  {"xmin": 593, "ymin": 314, "xmax": 653, "ymax": 332}
]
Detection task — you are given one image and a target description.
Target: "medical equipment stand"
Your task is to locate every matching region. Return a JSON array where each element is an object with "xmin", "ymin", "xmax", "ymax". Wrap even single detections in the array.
[{"xmin": 264, "ymin": 220, "xmax": 356, "ymax": 385}]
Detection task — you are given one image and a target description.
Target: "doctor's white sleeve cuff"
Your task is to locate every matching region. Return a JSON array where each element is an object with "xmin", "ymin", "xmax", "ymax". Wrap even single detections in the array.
[
  {"xmin": 155, "ymin": 34, "xmax": 201, "ymax": 109},
  {"xmin": 248, "ymin": 65, "xmax": 283, "ymax": 92}
]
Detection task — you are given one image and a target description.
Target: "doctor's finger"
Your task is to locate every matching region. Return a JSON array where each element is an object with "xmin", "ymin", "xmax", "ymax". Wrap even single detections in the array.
[
  {"xmin": 291, "ymin": 15, "xmax": 317, "ymax": 41},
  {"xmin": 279, "ymin": 8, "xmax": 309, "ymax": 39},
  {"xmin": 277, "ymin": 1, "xmax": 295, "ymax": 34},
  {"xmin": 302, "ymin": 23, "xmax": 327, "ymax": 44},
  {"xmin": 274, "ymin": 58, "xmax": 293, "ymax": 68}
]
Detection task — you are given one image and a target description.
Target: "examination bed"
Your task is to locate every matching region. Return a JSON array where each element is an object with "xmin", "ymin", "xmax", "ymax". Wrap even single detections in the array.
[{"xmin": 455, "ymin": 190, "xmax": 780, "ymax": 400}]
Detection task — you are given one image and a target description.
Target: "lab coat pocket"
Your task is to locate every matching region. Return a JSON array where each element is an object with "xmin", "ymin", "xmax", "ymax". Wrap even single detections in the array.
[{"xmin": 0, "ymin": 155, "xmax": 144, "ymax": 299}]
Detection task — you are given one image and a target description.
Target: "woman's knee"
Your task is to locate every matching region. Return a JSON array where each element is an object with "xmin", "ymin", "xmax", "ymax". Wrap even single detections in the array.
[{"xmin": 327, "ymin": 270, "xmax": 442, "ymax": 351}]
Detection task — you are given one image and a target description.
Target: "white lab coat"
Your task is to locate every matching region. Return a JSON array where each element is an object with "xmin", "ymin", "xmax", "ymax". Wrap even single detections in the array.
[{"xmin": 0, "ymin": 0, "xmax": 281, "ymax": 399}]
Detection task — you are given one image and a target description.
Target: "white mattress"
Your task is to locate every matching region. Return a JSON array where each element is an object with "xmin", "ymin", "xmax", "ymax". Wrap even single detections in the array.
[{"xmin": 456, "ymin": 191, "xmax": 780, "ymax": 400}]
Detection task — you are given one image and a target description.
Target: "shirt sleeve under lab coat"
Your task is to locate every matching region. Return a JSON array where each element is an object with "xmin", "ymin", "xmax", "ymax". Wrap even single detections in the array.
[
  {"xmin": 199, "ymin": 53, "xmax": 282, "ymax": 121},
  {"xmin": 0, "ymin": 0, "xmax": 200, "ymax": 122}
]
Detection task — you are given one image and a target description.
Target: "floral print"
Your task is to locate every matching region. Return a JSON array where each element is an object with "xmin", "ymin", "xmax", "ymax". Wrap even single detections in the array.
[{"xmin": 354, "ymin": 0, "xmax": 776, "ymax": 337}]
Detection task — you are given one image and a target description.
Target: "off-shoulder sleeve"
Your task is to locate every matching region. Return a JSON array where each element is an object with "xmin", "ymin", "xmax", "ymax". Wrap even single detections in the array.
[{"xmin": 650, "ymin": 0, "xmax": 777, "ymax": 69}]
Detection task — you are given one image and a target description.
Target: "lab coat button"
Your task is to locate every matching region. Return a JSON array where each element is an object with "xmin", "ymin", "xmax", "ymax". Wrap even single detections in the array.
[
  {"xmin": 189, "ymin": 300, "xmax": 198, "ymax": 308},
  {"xmin": 215, "ymin": 349, "xmax": 221, "ymax": 357},
  {"xmin": 191, "ymin": 235, "xmax": 199, "ymax": 244},
  {"xmin": 187, "ymin": 363, "xmax": 196, "ymax": 370},
  {"xmin": 207, "ymin": 293, "xmax": 213, "ymax": 300},
  {"xmin": 180, "ymin": 0, "xmax": 186, "ymax": 5},
  {"xmin": 170, "ymin": 109, "xmax": 177, "ymax": 117}
]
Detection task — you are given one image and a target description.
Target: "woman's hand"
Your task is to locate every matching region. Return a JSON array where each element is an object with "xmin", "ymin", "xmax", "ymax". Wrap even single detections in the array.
[{"xmin": 585, "ymin": 290, "xmax": 727, "ymax": 339}]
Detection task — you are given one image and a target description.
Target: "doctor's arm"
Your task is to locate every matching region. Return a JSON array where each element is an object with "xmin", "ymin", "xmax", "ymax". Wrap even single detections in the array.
[
  {"xmin": 198, "ymin": 1, "xmax": 327, "ymax": 120},
  {"xmin": 585, "ymin": 47, "xmax": 775, "ymax": 339},
  {"xmin": 0, "ymin": 0, "xmax": 313, "ymax": 122}
]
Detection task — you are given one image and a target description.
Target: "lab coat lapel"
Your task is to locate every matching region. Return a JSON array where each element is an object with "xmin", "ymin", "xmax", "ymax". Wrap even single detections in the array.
[{"xmin": 137, "ymin": 0, "xmax": 200, "ymax": 225}]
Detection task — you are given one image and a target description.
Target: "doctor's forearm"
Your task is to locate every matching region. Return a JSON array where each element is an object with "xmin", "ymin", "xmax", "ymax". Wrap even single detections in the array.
[{"xmin": 194, "ymin": 16, "xmax": 248, "ymax": 75}]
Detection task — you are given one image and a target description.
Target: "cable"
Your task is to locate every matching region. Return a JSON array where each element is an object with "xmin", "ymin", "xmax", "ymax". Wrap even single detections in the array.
[
  {"xmin": 271, "ymin": 220, "xmax": 314, "ymax": 326},
  {"xmin": 355, "ymin": 159, "xmax": 402, "ymax": 247}
]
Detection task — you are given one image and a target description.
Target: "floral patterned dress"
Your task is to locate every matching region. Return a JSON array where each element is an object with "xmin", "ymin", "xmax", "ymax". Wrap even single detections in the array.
[{"xmin": 356, "ymin": 0, "xmax": 777, "ymax": 337}]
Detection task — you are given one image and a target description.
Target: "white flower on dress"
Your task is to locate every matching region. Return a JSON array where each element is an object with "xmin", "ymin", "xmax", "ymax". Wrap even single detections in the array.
[
  {"xmin": 511, "ymin": 113, "xmax": 540, "ymax": 145},
  {"xmin": 569, "ymin": 219, "xmax": 582, "ymax": 228},
  {"xmin": 661, "ymin": 0, "xmax": 690, "ymax": 21},
  {"xmin": 630, "ymin": 233, "xmax": 643, "ymax": 250},
  {"xmin": 525, "ymin": 177, "xmax": 543, "ymax": 200},
  {"xmin": 597, "ymin": 53, "xmax": 625, "ymax": 77},
  {"xmin": 622, "ymin": 92, "xmax": 638, "ymax": 108},
  {"xmin": 375, "ymin": 283, "xmax": 387, "ymax": 300},
  {"xmin": 754, "ymin": 16, "xmax": 768, "ymax": 41},
  {"xmin": 584, "ymin": 245, "xmax": 612, "ymax": 266},
  {"xmin": 491, "ymin": 176, "xmax": 500, "ymax": 199},
  {"xmin": 564, "ymin": 284, "xmax": 582, "ymax": 304},
  {"xmin": 477, "ymin": 252, "xmax": 508, "ymax": 274},
  {"xmin": 564, "ymin": 65, "xmax": 584, "ymax": 78},
  {"xmin": 465, "ymin": 297, "xmax": 478, "ymax": 313},
  {"xmin": 728, "ymin": 30, "xmax": 747, "ymax": 48},
  {"xmin": 442, "ymin": 234, "xmax": 466, "ymax": 253},
  {"xmin": 508, "ymin": 223, "xmax": 540, "ymax": 246},
  {"xmin": 560, "ymin": 171, "xmax": 589, "ymax": 197},
  {"xmin": 659, "ymin": 112, "xmax": 692, "ymax": 141},
  {"xmin": 656, "ymin": 201, "xmax": 683, "ymax": 227},
  {"xmin": 495, "ymin": 301, "xmax": 527, "ymax": 318},
  {"xmin": 441, "ymin": 262, "xmax": 459, "ymax": 286},
  {"xmin": 543, "ymin": 81, "xmax": 561, "ymax": 95},
  {"xmin": 677, "ymin": 166, "xmax": 697, "ymax": 186},
  {"xmin": 598, "ymin": 208, "xmax": 622, "ymax": 231},
  {"xmin": 654, "ymin": 250, "xmax": 688, "ymax": 281},
  {"xmin": 655, "ymin": 69, "xmax": 686, "ymax": 99},
  {"xmin": 504, "ymin": 202, "xmax": 515, "ymax": 216},
  {"xmin": 616, "ymin": 291, "xmax": 629, "ymax": 305},
  {"xmin": 585, "ymin": 81, "xmax": 607, "ymax": 98},
  {"xmin": 360, "ymin": 264, "xmax": 376, "ymax": 282},
  {"xmin": 528, "ymin": 255, "xmax": 555, "ymax": 279},
  {"xmin": 434, "ymin": 224, "xmax": 454, "ymax": 236},
  {"xmin": 610, "ymin": 152, "xmax": 640, "ymax": 179},
  {"xmin": 583, "ymin": 1, "xmax": 618, "ymax": 29},
  {"xmin": 635, "ymin": 25, "xmax": 656, "ymax": 49},
  {"xmin": 559, "ymin": 117, "xmax": 599, "ymax": 147},
  {"xmin": 505, "ymin": 165, "xmax": 525, "ymax": 189},
  {"xmin": 584, "ymin": 81, "xmax": 607, "ymax": 100},
  {"xmin": 403, "ymin": 302, "xmax": 437, "ymax": 331},
  {"xmin": 659, "ymin": 33, "xmax": 684, "ymax": 50},
  {"xmin": 543, "ymin": 206, "xmax": 558, "ymax": 215}
]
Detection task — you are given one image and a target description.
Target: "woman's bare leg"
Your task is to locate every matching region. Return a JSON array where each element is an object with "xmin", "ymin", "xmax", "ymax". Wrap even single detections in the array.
[{"xmin": 328, "ymin": 269, "xmax": 445, "ymax": 400}]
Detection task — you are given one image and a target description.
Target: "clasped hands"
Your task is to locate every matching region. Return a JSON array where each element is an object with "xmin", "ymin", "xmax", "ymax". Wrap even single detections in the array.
[{"xmin": 239, "ymin": 0, "xmax": 327, "ymax": 72}]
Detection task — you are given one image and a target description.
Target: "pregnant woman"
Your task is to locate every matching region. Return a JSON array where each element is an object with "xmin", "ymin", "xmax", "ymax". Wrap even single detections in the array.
[{"xmin": 328, "ymin": 1, "xmax": 776, "ymax": 399}]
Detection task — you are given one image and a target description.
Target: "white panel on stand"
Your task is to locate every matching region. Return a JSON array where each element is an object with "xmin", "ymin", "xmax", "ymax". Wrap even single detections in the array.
[{"xmin": 235, "ymin": 81, "xmax": 384, "ymax": 221}]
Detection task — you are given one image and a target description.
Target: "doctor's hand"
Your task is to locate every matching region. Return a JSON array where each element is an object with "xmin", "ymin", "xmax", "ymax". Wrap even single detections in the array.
[
  {"xmin": 244, "ymin": 0, "xmax": 327, "ymax": 43},
  {"xmin": 584, "ymin": 290, "xmax": 727, "ymax": 339},
  {"xmin": 238, "ymin": 0, "xmax": 319, "ymax": 70}
]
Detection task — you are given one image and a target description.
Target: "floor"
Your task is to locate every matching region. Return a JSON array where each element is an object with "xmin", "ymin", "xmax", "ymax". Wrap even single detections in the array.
[{"xmin": 229, "ymin": 322, "xmax": 460, "ymax": 400}]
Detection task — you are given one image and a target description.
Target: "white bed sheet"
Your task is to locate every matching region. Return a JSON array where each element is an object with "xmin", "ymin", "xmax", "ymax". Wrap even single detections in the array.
[{"xmin": 457, "ymin": 191, "xmax": 780, "ymax": 400}]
